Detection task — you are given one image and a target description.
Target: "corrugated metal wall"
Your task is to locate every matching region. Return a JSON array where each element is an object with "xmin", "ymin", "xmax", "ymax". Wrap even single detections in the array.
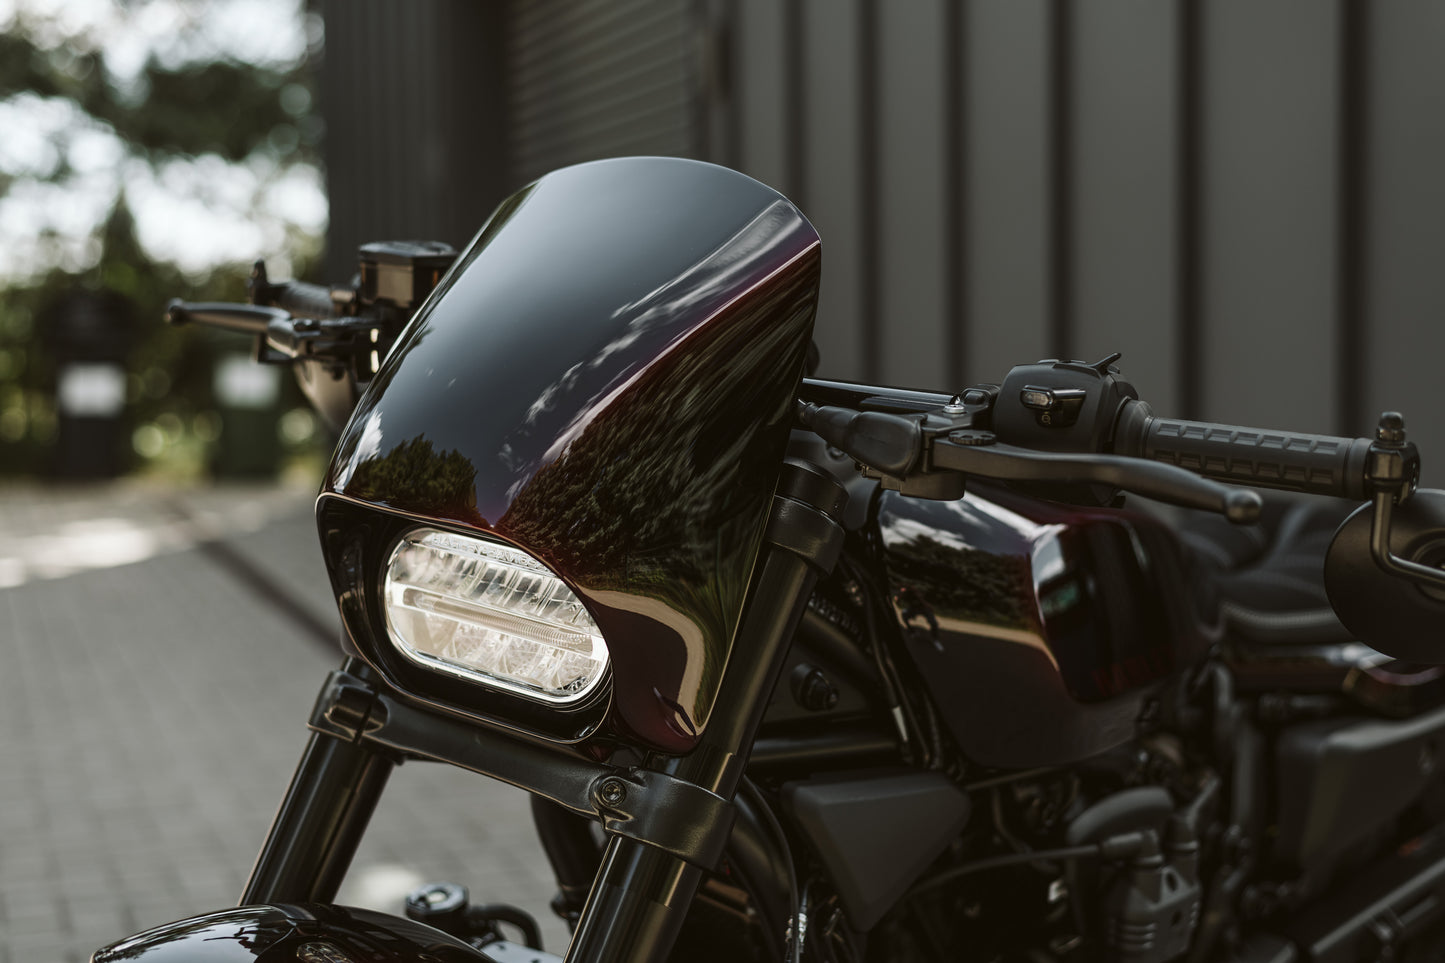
[
  {"xmin": 507, "ymin": 0, "xmax": 701, "ymax": 185},
  {"xmin": 331, "ymin": 1, "xmax": 1445, "ymax": 476},
  {"xmin": 322, "ymin": 0, "xmax": 507, "ymax": 282},
  {"xmin": 726, "ymin": 0, "xmax": 1445, "ymax": 476}
]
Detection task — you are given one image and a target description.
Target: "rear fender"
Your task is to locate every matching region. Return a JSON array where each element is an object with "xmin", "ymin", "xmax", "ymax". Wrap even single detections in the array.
[{"xmin": 93, "ymin": 903, "xmax": 561, "ymax": 963}]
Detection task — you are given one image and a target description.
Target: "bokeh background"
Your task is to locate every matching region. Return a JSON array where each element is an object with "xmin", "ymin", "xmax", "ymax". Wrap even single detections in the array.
[
  {"xmin": 0, "ymin": 0, "xmax": 327, "ymax": 483},
  {"xmin": 4, "ymin": 0, "xmax": 1444, "ymax": 484},
  {"xmin": 3, "ymin": 1, "xmax": 1445, "ymax": 961}
]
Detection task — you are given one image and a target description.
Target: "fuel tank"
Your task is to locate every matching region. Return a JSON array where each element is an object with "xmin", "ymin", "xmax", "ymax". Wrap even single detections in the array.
[
  {"xmin": 878, "ymin": 485, "xmax": 1216, "ymax": 768},
  {"xmin": 318, "ymin": 158, "xmax": 821, "ymax": 752}
]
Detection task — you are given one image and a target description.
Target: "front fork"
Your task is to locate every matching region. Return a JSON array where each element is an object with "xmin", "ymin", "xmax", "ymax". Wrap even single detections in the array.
[
  {"xmin": 240, "ymin": 463, "xmax": 846, "ymax": 962},
  {"xmin": 240, "ymin": 660, "xmax": 395, "ymax": 905}
]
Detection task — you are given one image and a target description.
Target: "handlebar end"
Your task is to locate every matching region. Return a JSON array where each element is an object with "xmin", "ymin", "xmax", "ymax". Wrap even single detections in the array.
[
  {"xmin": 1224, "ymin": 489, "xmax": 1263, "ymax": 525},
  {"xmin": 165, "ymin": 299, "xmax": 190, "ymax": 326}
]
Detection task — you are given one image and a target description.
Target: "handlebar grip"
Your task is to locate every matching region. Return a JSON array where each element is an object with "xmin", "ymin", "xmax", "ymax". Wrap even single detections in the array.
[
  {"xmin": 1115, "ymin": 401, "xmax": 1371, "ymax": 500},
  {"xmin": 267, "ymin": 280, "xmax": 336, "ymax": 319}
]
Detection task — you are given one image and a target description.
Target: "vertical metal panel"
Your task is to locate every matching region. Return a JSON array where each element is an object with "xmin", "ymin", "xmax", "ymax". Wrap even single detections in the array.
[
  {"xmin": 800, "ymin": 0, "xmax": 866, "ymax": 380},
  {"xmin": 1335, "ymin": 0, "xmax": 1366, "ymax": 438},
  {"xmin": 508, "ymin": 0, "xmax": 698, "ymax": 187},
  {"xmin": 962, "ymin": 0, "xmax": 1052, "ymax": 385},
  {"xmin": 876, "ymin": 0, "xmax": 949, "ymax": 389},
  {"xmin": 1177, "ymin": 0, "xmax": 1202, "ymax": 419},
  {"xmin": 322, "ymin": 0, "xmax": 507, "ymax": 283},
  {"xmin": 1362, "ymin": 5, "xmax": 1445, "ymax": 482},
  {"xmin": 1198, "ymin": 2, "xmax": 1341, "ymax": 432},
  {"xmin": 943, "ymin": 0, "xmax": 966, "ymax": 389},
  {"xmin": 734, "ymin": 0, "xmax": 788, "ymax": 190},
  {"xmin": 1048, "ymin": 0, "xmax": 1073, "ymax": 362},
  {"xmin": 1071, "ymin": 0, "xmax": 1179, "ymax": 412},
  {"xmin": 698, "ymin": 0, "xmax": 739, "ymax": 170}
]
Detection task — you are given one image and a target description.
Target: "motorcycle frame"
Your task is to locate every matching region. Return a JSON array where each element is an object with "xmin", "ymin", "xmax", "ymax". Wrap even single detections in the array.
[{"xmin": 240, "ymin": 463, "xmax": 848, "ymax": 963}]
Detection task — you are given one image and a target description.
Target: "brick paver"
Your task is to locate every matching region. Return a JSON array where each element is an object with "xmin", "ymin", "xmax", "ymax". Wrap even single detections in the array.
[{"xmin": 0, "ymin": 485, "xmax": 568, "ymax": 963}]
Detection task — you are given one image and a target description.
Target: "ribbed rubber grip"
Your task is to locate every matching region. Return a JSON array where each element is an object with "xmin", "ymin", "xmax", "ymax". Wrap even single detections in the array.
[
  {"xmin": 271, "ymin": 281, "xmax": 336, "ymax": 319},
  {"xmin": 1116, "ymin": 403, "xmax": 1372, "ymax": 500}
]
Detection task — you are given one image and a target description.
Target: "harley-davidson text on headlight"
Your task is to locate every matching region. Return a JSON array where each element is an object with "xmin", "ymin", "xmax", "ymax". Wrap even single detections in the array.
[{"xmin": 382, "ymin": 529, "xmax": 609, "ymax": 704}]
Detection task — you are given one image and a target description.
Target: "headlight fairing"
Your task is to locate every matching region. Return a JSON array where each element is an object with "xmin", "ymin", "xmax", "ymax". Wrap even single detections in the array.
[
  {"xmin": 319, "ymin": 158, "xmax": 821, "ymax": 751},
  {"xmin": 382, "ymin": 528, "xmax": 609, "ymax": 705}
]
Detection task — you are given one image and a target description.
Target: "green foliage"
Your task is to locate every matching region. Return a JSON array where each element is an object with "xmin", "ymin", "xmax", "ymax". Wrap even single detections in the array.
[
  {"xmin": 0, "ymin": 4, "xmax": 325, "ymax": 478},
  {"xmin": 0, "ymin": 26, "xmax": 317, "ymax": 167}
]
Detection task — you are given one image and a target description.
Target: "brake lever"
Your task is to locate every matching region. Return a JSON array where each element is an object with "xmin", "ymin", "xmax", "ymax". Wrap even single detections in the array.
[{"xmin": 931, "ymin": 434, "xmax": 1262, "ymax": 524}]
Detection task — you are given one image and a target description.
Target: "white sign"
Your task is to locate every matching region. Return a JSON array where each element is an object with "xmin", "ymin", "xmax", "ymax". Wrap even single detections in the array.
[
  {"xmin": 57, "ymin": 363, "xmax": 127, "ymax": 417},
  {"xmin": 215, "ymin": 356, "xmax": 281, "ymax": 409}
]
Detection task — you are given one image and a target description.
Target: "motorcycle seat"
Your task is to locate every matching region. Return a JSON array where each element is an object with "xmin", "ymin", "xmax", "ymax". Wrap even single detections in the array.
[{"xmin": 1178, "ymin": 496, "xmax": 1356, "ymax": 647}]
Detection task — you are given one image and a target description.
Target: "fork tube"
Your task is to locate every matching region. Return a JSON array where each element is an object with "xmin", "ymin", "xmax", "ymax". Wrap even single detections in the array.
[
  {"xmin": 565, "ymin": 475, "xmax": 841, "ymax": 962},
  {"xmin": 241, "ymin": 662, "xmax": 395, "ymax": 904}
]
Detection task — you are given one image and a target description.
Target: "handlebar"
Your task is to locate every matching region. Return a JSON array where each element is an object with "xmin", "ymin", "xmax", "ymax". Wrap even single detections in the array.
[
  {"xmin": 796, "ymin": 370, "xmax": 1418, "ymax": 525},
  {"xmin": 1114, "ymin": 401, "xmax": 1373, "ymax": 502},
  {"xmin": 265, "ymin": 278, "xmax": 337, "ymax": 320}
]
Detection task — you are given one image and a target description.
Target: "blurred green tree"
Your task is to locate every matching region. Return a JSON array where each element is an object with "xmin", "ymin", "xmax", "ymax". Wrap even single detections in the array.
[{"xmin": 0, "ymin": 1, "xmax": 327, "ymax": 478}]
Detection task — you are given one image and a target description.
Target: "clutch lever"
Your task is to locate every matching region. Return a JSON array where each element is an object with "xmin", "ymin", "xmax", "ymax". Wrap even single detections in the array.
[{"xmin": 166, "ymin": 300, "xmax": 290, "ymax": 335}]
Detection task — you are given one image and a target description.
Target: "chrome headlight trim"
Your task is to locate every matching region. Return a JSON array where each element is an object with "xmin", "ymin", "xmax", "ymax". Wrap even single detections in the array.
[{"xmin": 382, "ymin": 527, "xmax": 610, "ymax": 706}]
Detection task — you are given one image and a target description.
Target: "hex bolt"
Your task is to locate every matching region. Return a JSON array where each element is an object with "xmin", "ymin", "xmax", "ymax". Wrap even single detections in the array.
[{"xmin": 597, "ymin": 777, "xmax": 628, "ymax": 808}]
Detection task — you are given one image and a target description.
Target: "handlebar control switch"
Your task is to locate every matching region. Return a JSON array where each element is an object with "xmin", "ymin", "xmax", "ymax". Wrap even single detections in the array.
[
  {"xmin": 1019, "ymin": 385, "xmax": 1087, "ymax": 428},
  {"xmin": 994, "ymin": 356, "xmax": 1139, "ymax": 454}
]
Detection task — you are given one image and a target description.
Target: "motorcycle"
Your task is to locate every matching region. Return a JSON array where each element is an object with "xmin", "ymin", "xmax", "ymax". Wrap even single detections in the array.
[{"xmin": 93, "ymin": 156, "xmax": 1445, "ymax": 962}]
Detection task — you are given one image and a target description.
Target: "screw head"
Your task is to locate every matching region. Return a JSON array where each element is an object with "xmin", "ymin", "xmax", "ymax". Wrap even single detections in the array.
[{"xmin": 598, "ymin": 777, "xmax": 628, "ymax": 808}]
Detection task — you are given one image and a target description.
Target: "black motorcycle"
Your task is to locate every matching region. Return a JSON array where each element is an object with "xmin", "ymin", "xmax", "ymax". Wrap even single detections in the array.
[{"xmin": 96, "ymin": 157, "xmax": 1445, "ymax": 963}]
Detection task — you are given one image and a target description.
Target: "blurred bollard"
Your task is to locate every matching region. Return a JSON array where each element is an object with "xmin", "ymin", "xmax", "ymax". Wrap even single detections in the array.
[
  {"xmin": 212, "ymin": 350, "xmax": 282, "ymax": 477},
  {"xmin": 41, "ymin": 289, "xmax": 133, "ymax": 479}
]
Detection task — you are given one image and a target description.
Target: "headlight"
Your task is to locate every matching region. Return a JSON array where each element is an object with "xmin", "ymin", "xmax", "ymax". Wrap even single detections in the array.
[{"xmin": 383, "ymin": 529, "xmax": 609, "ymax": 704}]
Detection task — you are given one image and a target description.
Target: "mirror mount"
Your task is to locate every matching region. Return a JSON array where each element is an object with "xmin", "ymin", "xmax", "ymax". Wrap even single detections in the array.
[
  {"xmin": 1326, "ymin": 413, "xmax": 1445, "ymax": 660},
  {"xmin": 1358, "ymin": 412, "xmax": 1445, "ymax": 593}
]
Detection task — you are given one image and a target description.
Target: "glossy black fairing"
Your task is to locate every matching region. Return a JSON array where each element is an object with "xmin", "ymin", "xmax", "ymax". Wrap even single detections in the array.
[
  {"xmin": 318, "ymin": 158, "xmax": 822, "ymax": 751},
  {"xmin": 93, "ymin": 904, "xmax": 491, "ymax": 962},
  {"xmin": 879, "ymin": 486, "xmax": 1215, "ymax": 768}
]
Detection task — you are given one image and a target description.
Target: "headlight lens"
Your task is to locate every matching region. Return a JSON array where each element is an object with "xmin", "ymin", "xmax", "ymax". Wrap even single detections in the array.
[{"xmin": 383, "ymin": 529, "xmax": 609, "ymax": 704}]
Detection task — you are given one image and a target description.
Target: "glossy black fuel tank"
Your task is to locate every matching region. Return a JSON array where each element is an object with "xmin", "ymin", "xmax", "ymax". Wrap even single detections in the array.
[
  {"xmin": 879, "ymin": 486, "xmax": 1215, "ymax": 768},
  {"xmin": 319, "ymin": 158, "xmax": 821, "ymax": 752}
]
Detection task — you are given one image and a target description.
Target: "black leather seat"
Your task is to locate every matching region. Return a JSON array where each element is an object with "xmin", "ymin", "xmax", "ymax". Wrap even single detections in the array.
[{"xmin": 1178, "ymin": 496, "xmax": 1356, "ymax": 646}]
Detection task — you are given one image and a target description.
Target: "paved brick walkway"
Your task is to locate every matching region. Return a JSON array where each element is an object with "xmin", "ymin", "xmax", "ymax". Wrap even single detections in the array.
[{"xmin": 0, "ymin": 484, "xmax": 568, "ymax": 963}]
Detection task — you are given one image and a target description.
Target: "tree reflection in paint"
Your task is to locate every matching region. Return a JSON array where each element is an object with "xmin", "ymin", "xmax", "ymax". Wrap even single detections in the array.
[
  {"xmin": 885, "ymin": 531, "xmax": 1036, "ymax": 631},
  {"xmin": 347, "ymin": 435, "xmax": 484, "ymax": 526}
]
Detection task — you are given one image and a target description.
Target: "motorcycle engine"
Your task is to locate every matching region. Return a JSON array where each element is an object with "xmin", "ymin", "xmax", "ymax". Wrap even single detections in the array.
[{"xmin": 868, "ymin": 744, "xmax": 1208, "ymax": 963}]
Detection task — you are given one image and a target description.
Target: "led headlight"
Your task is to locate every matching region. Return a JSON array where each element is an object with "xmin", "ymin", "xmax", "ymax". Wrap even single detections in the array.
[{"xmin": 383, "ymin": 529, "xmax": 609, "ymax": 704}]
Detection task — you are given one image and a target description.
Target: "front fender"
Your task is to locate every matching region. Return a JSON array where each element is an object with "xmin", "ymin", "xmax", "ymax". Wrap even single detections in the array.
[{"xmin": 93, "ymin": 903, "xmax": 558, "ymax": 963}]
